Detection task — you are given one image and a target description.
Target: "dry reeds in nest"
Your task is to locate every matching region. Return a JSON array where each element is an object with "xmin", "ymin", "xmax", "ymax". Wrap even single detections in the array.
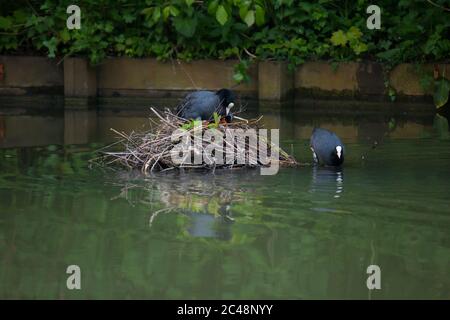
[{"xmin": 94, "ymin": 108, "xmax": 298, "ymax": 173}]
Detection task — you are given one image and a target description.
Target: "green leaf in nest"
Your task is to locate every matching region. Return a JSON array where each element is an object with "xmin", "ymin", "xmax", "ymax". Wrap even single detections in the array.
[
  {"xmin": 193, "ymin": 119, "xmax": 202, "ymax": 128},
  {"xmin": 213, "ymin": 112, "xmax": 220, "ymax": 125}
]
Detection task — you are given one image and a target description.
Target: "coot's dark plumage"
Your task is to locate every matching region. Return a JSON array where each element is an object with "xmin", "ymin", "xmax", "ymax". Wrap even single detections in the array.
[
  {"xmin": 176, "ymin": 89, "xmax": 235, "ymax": 122},
  {"xmin": 310, "ymin": 128, "xmax": 345, "ymax": 166}
]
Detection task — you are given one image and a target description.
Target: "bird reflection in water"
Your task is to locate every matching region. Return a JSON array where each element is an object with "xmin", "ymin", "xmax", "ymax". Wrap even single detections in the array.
[
  {"xmin": 110, "ymin": 170, "xmax": 254, "ymax": 241},
  {"xmin": 334, "ymin": 170, "xmax": 344, "ymax": 199},
  {"xmin": 185, "ymin": 203, "xmax": 234, "ymax": 241},
  {"xmin": 310, "ymin": 166, "xmax": 345, "ymax": 213}
]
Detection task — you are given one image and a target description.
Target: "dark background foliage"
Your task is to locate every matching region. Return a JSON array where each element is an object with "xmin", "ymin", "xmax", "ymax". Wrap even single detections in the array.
[{"xmin": 0, "ymin": 0, "xmax": 449, "ymax": 66}]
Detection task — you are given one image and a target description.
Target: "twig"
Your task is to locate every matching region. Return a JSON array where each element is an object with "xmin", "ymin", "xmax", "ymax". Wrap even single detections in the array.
[
  {"xmin": 244, "ymin": 48, "xmax": 258, "ymax": 59},
  {"xmin": 149, "ymin": 207, "xmax": 176, "ymax": 227},
  {"xmin": 427, "ymin": 0, "xmax": 450, "ymax": 12}
]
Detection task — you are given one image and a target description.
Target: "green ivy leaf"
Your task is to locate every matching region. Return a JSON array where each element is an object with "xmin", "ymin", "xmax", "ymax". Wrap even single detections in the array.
[
  {"xmin": 352, "ymin": 42, "xmax": 368, "ymax": 55},
  {"xmin": 153, "ymin": 7, "xmax": 161, "ymax": 22},
  {"xmin": 13, "ymin": 10, "xmax": 28, "ymax": 24},
  {"xmin": 216, "ymin": 5, "xmax": 228, "ymax": 25},
  {"xmin": 388, "ymin": 117, "xmax": 396, "ymax": 131},
  {"xmin": 163, "ymin": 6, "xmax": 171, "ymax": 20},
  {"xmin": 388, "ymin": 87, "xmax": 396, "ymax": 102},
  {"xmin": 174, "ymin": 17, "xmax": 197, "ymax": 38},
  {"xmin": 169, "ymin": 6, "xmax": 180, "ymax": 17},
  {"xmin": 255, "ymin": 5, "xmax": 265, "ymax": 26},
  {"xmin": 43, "ymin": 37, "xmax": 58, "ymax": 58},
  {"xmin": 207, "ymin": 0, "xmax": 219, "ymax": 15},
  {"xmin": 0, "ymin": 16, "xmax": 12, "ymax": 30},
  {"xmin": 330, "ymin": 30, "xmax": 347, "ymax": 47},
  {"xmin": 59, "ymin": 29, "xmax": 70, "ymax": 43},
  {"xmin": 123, "ymin": 12, "xmax": 136, "ymax": 23},
  {"xmin": 233, "ymin": 72, "xmax": 244, "ymax": 83},
  {"xmin": 346, "ymin": 26, "xmax": 362, "ymax": 41},
  {"xmin": 239, "ymin": 5, "xmax": 249, "ymax": 21},
  {"xmin": 244, "ymin": 10, "xmax": 255, "ymax": 27},
  {"xmin": 434, "ymin": 78, "xmax": 450, "ymax": 109},
  {"xmin": 141, "ymin": 7, "xmax": 153, "ymax": 16},
  {"xmin": 185, "ymin": 0, "xmax": 195, "ymax": 7},
  {"xmin": 376, "ymin": 48, "xmax": 401, "ymax": 61},
  {"xmin": 104, "ymin": 22, "xmax": 114, "ymax": 33},
  {"xmin": 419, "ymin": 73, "xmax": 434, "ymax": 93}
]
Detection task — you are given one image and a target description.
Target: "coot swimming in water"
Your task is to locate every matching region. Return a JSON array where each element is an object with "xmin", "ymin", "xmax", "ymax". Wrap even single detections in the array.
[
  {"xmin": 310, "ymin": 128, "xmax": 345, "ymax": 166},
  {"xmin": 176, "ymin": 89, "xmax": 235, "ymax": 122}
]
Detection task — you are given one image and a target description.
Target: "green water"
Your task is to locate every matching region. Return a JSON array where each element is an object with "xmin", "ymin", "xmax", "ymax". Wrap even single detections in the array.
[{"xmin": 0, "ymin": 105, "xmax": 449, "ymax": 299}]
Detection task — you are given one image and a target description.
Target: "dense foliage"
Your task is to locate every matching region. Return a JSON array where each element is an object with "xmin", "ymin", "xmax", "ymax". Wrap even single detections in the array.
[
  {"xmin": 1, "ymin": 0, "xmax": 449, "ymax": 65},
  {"xmin": 1, "ymin": 0, "xmax": 450, "ymax": 106}
]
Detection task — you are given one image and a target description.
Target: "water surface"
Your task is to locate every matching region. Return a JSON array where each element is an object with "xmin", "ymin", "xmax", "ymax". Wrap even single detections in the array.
[{"xmin": 0, "ymin": 101, "xmax": 449, "ymax": 299}]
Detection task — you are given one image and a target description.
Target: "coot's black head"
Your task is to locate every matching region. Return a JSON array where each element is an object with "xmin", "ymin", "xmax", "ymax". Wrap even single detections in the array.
[
  {"xmin": 216, "ymin": 88, "xmax": 235, "ymax": 106},
  {"xmin": 330, "ymin": 145, "xmax": 344, "ymax": 166},
  {"xmin": 216, "ymin": 89, "xmax": 236, "ymax": 119}
]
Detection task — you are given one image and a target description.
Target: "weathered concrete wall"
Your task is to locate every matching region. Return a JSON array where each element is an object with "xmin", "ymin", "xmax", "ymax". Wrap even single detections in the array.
[
  {"xmin": 0, "ymin": 55, "xmax": 448, "ymax": 105},
  {"xmin": 296, "ymin": 62, "xmax": 359, "ymax": 93},
  {"xmin": 0, "ymin": 56, "xmax": 63, "ymax": 96},
  {"xmin": 389, "ymin": 64, "xmax": 433, "ymax": 96},
  {"xmin": 295, "ymin": 61, "xmax": 449, "ymax": 101},
  {"xmin": 64, "ymin": 58, "xmax": 97, "ymax": 97},
  {"xmin": 258, "ymin": 61, "xmax": 293, "ymax": 101},
  {"xmin": 97, "ymin": 58, "xmax": 258, "ymax": 99},
  {"xmin": 295, "ymin": 61, "xmax": 385, "ymax": 99}
]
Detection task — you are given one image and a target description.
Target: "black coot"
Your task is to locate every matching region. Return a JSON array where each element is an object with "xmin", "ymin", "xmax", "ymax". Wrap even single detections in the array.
[
  {"xmin": 176, "ymin": 88, "xmax": 235, "ymax": 122},
  {"xmin": 310, "ymin": 128, "xmax": 345, "ymax": 166}
]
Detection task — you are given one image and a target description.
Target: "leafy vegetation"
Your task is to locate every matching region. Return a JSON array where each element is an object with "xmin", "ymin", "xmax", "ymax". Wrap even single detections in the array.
[
  {"xmin": 1, "ymin": 0, "xmax": 449, "ymax": 65},
  {"xmin": 0, "ymin": 0, "xmax": 449, "ymax": 105}
]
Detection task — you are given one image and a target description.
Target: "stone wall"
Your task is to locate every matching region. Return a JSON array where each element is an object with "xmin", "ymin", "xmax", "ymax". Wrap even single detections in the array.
[
  {"xmin": 0, "ymin": 56, "xmax": 64, "ymax": 96},
  {"xmin": 0, "ymin": 55, "xmax": 446, "ymax": 108}
]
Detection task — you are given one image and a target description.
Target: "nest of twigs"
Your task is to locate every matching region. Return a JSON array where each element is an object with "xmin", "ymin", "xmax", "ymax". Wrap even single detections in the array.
[{"xmin": 94, "ymin": 108, "xmax": 298, "ymax": 173}]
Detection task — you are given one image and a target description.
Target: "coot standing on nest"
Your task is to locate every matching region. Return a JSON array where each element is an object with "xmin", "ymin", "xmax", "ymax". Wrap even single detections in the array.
[
  {"xmin": 176, "ymin": 88, "xmax": 235, "ymax": 122},
  {"xmin": 310, "ymin": 128, "xmax": 345, "ymax": 166}
]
